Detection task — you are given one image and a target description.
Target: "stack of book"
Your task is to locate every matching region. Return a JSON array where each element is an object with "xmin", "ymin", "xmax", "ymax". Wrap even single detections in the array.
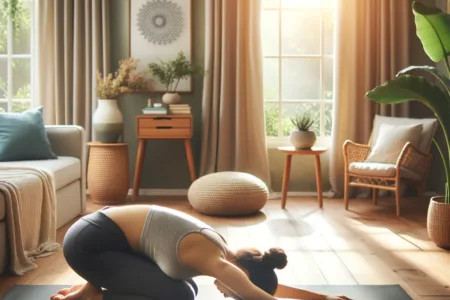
[
  {"xmin": 142, "ymin": 106, "xmax": 167, "ymax": 115},
  {"xmin": 169, "ymin": 104, "xmax": 191, "ymax": 115}
]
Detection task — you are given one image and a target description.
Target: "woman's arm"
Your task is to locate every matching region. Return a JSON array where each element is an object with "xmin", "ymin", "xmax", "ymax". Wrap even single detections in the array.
[
  {"xmin": 275, "ymin": 284, "xmax": 326, "ymax": 299},
  {"xmin": 205, "ymin": 258, "xmax": 277, "ymax": 300},
  {"xmin": 275, "ymin": 284, "xmax": 352, "ymax": 300}
]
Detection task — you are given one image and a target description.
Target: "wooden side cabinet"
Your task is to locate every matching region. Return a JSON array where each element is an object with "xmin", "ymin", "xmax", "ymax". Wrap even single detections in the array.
[{"xmin": 132, "ymin": 114, "xmax": 196, "ymax": 200}]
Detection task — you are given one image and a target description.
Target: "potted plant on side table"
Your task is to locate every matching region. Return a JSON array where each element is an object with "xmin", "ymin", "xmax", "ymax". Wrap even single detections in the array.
[
  {"xmin": 289, "ymin": 113, "xmax": 317, "ymax": 149},
  {"xmin": 365, "ymin": 1, "xmax": 450, "ymax": 248},
  {"xmin": 148, "ymin": 51, "xmax": 205, "ymax": 104}
]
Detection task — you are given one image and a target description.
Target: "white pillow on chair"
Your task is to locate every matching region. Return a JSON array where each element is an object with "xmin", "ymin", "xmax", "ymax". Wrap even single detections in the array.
[{"xmin": 365, "ymin": 123, "xmax": 423, "ymax": 164}]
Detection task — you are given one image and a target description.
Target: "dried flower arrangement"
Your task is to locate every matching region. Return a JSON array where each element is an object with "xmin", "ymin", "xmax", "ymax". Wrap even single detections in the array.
[{"xmin": 96, "ymin": 58, "xmax": 150, "ymax": 99}]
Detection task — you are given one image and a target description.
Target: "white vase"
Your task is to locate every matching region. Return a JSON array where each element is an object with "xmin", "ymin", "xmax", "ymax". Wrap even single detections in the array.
[
  {"xmin": 162, "ymin": 92, "xmax": 181, "ymax": 104},
  {"xmin": 93, "ymin": 99, "xmax": 124, "ymax": 143},
  {"xmin": 289, "ymin": 130, "xmax": 317, "ymax": 149}
]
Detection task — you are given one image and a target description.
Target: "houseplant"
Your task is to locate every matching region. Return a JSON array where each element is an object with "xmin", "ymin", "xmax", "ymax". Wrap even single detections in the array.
[
  {"xmin": 94, "ymin": 58, "xmax": 149, "ymax": 143},
  {"xmin": 365, "ymin": 1, "xmax": 450, "ymax": 248},
  {"xmin": 148, "ymin": 51, "xmax": 204, "ymax": 104},
  {"xmin": 289, "ymin": 113, "xmax": 316, "ymax": 149}
]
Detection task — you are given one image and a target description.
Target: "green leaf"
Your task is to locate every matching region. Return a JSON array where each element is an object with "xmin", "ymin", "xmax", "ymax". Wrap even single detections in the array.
[
  {"xmin": 412, "ymin": 1, "xmax": 450, "ymax": 62},
  {"xmin": 397, "ymin": 65, "xmax": 450, "ymax": 106}
]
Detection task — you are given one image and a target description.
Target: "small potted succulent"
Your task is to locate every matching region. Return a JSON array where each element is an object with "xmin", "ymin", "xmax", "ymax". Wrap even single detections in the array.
[{"xmin": 289, "ymin": 113, "xmax": 316, "ymax": 149}]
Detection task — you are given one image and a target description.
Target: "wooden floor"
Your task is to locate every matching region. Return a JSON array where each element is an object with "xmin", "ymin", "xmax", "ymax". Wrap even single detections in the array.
[{"xmin": 1, "ymin": 195, "xmax": 450, "ymax": 299}]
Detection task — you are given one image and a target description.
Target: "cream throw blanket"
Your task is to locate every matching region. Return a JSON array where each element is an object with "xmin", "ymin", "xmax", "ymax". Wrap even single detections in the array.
[{"xmin": 0, "ymin": 165, "xmax": 59, "ymax": 275}]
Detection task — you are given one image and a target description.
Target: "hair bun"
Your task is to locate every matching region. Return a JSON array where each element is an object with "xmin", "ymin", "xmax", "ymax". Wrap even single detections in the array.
[{"xmin": 262, "ymin": 248, "xmax": 287, "ymax": 270}]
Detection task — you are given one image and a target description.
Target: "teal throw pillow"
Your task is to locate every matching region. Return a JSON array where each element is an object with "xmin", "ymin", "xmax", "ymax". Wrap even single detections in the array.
[{"xmin": 0, "ymin": 106, "xmax": 57, "ymax": 161}]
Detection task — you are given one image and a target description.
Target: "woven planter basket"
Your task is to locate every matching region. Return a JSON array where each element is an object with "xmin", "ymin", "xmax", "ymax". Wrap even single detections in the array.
[
  {"xmin": 188, "ymin": 172, "xmax": 269, "ymax": 216},
  {"xmin": 427, "ymin": 196, "xmax": 450, "ymax": 249}
]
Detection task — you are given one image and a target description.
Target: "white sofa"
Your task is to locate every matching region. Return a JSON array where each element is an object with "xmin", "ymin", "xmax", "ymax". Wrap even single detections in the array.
[{"xmin": 0, "ymin": 125, "xmax": 87, "ymax": 275}]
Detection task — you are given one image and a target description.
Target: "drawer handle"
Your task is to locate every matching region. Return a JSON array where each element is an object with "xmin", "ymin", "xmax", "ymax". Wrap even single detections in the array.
[
  {"xmin": 153, "ymin": 117, "xmax": 172, "ymax": 120},
  {"xmin": 156, "ymin": 126, "xmax": 173, "ymax": 129}
]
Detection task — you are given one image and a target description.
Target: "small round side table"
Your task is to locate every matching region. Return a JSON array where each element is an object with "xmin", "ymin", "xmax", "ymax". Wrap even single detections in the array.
[
  {"xmin": 87, "ymin": 142, "xmax": 130, "ymax": 204},
  {"xmin": 278, "ymin": 146, "xmax": 328, "ymax": 209}
]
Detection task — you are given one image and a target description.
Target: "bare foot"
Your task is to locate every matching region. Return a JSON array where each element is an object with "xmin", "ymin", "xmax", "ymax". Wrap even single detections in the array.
[{"xmin": 50, "ymin": 283, "xmax": 101, "ymax": 300}]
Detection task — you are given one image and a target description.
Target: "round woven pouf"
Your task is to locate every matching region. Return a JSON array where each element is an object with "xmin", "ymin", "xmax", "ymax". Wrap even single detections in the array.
[
  {"xmin": 87, "ymin": 142, "xmax": 130, "ymax": 204},
  {"xmin": 187, "ymin": 171, "xmax": 269, "ymax": 216}
]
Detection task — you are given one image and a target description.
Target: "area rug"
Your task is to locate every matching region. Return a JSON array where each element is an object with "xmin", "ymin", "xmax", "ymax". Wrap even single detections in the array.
[{"xmin": 2, "ymin": 284, "xmax": 412, "ymax": 300}]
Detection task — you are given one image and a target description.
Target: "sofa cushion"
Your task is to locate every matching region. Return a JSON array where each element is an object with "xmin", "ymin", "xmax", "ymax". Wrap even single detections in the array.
[
  {"xmin": 0, "ymin": 107, "xmax": 57, "ymax": 162},
  {"xmin": 349, "ymin": 162, "xmax": 421, "ymax": 181},
  {"xmin": 0, "ymin": 156, "xmax": 81, "ymax": 190}
]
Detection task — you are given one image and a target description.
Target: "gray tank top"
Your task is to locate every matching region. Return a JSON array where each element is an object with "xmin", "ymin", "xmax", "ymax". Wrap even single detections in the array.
[{"xmin": 140, "ymin": 205, "xmax": 227, "ymax": 280}]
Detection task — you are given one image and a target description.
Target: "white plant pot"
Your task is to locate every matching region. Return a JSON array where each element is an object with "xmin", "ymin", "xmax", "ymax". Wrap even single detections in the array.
[
  {"xmin": 289, "ymin": 130, "xmax": 316, "ymax": 149},
  {"xmin": 93, "ymin": 99, "xmax": 124, "ymax": 143},
  {"xmin": 162, "ymin": 92, "xmax": 181, "ymax": 104}
]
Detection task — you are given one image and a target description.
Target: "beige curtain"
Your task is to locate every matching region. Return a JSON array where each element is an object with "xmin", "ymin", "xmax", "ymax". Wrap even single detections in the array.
[
  {"xmin": 36, "ymin": 0, "xmax": 110, "ymax": 140},
  {"xmin": 329, "ymin": 0, "xmax": 411, "ymax": 196},
  {"xmin": 200, "ymin": 0, "xmax": 271, "ymax": 185}
]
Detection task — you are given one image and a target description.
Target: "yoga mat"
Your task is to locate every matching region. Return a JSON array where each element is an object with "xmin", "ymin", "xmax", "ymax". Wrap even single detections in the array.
[{"xmin": 2, "ymin": 284, "xmax": 412, "ymax": 300}]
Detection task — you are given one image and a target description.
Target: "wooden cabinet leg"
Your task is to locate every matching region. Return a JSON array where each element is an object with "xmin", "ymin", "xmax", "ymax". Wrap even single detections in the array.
[
  {"xmin": 281, "ymin": 154, "xmax": 292, "ymax": 209},
  {"xmin": 132, "ymin": 139, "xmax": 147, "ymax": 201},
  {"xmin": 314, "ymin": 154, "xmax": 323, "ymax": 208},
  {"xmin": 184, "ymin": 139, "xmax": 196, "ymax": 182}
]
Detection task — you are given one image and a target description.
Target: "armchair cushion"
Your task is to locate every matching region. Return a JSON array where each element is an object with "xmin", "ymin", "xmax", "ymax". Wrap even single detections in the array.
[
  {"xmin": 370, "ymin": 115, "xmax": 438, "ymax": 152},
  {"xmin": 349, "ymin": 162, "xmax": 421, "ymax": 181},
  {"xmin": 365, "ymin": 123, "xmax": 423, "ymax": 164}
]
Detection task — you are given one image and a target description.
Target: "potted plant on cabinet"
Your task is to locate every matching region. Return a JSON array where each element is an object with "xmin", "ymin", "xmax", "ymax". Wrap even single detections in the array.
[
  {"xmin": 289, "ymin": 113, "xmax": 317, "ymax": 149},
  {"xmin": 148, "ymin": 51, "xmax": 205, "ymax": 104},
  {"xmin": 366, "ymin": 1, "xmax": 450, "ymax": 248},
  {"xmin": 94, "ymin": 58, "xmax": 150, "ymax": 143}
]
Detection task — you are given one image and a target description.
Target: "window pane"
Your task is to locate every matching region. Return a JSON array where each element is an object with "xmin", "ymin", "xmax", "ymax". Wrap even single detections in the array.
[
  {"xmin": 0, "ymin": 58, "xmax": 7, "ymax": 99},
  {"xmin": 262, "ymin": 10, "xmax": 279, "ymax": 56},
  {"xmin": 12, "ymin": 101, "xmax": 30, "ymax": 112},
  {"xmin": 323, "ymin": 9, "xmax": 335, "ymax": 55},
  {"xmin": 324, "ymin": 57, "xmax": 333, "ymax": 100},
  {"xmin": 0, "ymin": 102, "xmax": 7, "ymax": 112},
  {"xmin": 282, "ymin": 102, "xmax": 321, "ymax": 136},
  {"xmin": 262, "ymin": 0, "xmax": 279, "ymax": 9},
  {"xmin": 282, "ymin": 58, "xmax": 320, "ymax": 100},
  {"xmin": 264, "ymin": 103, "xmax": 280, "ymax": 137},
  {"xmin": 282, "ymin": 10, "xmax": 321, "ymax": 55},
  {"xmin": 13, "ymin": 5, "xmax": 31, "ymax": 54},
  {"xmin": 264, "ymin": 58, "xmax": 279, "ymax": 100},
  {"xmin": 324, "ymin": 102, "xmax": 333, "ymax": 136},
  {"xmin": 12, "ymin": 59, "xmax": 30, "ymax": 98},
  {"xmin": 0, "ymin": 19, "xmax": 6, "ymax": 55},
  {"xmin": 282, "ymin": 0, "xmax": 322, "ymax": 8}
]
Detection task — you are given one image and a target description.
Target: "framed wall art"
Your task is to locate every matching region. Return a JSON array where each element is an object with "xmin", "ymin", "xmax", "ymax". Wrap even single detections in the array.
[{"xmin": 128, "ymin": 0, "xmax": 193, "ymax": 93}]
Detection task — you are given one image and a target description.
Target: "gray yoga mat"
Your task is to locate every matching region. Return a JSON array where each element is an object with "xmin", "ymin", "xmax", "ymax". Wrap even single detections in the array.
[{"xmin": 2, "ymin": 284, "xmax": 412, "ymax": 300}]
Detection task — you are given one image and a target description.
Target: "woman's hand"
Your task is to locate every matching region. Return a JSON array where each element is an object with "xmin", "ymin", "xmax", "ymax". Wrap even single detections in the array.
[{"xmin": 325, "ymin": 296, "xmax": 352, "ymax": 300}]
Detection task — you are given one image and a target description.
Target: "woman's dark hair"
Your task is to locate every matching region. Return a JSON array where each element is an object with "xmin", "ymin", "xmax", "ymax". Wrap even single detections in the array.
[{"xmin": 234, "ymin": 247, "xmax": 288, "ymax": 295}]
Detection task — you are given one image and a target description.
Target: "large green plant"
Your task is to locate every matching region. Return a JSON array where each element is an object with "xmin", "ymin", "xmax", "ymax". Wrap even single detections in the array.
[
  {"xmin": 148, "ymin": 51, "xmax": 204, "ymax": 93},
  {"xmin": 366, "ymin": 1, "xmax": 450, "ymax": 203}
]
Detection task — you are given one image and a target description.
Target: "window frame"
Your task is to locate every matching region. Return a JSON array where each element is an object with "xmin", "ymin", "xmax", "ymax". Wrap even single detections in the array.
[
  {"xmin": 262, "ymin": 1, "xmax": 335, "ymax": 148},
  {"xmin": 0, "ymin": 0, "xmax": 35, "ymax": 112}
]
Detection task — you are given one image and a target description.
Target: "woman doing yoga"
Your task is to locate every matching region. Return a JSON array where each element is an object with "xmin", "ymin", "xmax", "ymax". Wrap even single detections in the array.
[{"xmin": 51, "ymin": 205, "xmax": 351, "ymax": 300}]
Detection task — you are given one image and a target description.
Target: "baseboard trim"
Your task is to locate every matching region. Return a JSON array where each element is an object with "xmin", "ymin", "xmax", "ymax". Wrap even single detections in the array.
[{"xmin": 86, "ymin": 189, "xmax": 437, "ymax": 198}]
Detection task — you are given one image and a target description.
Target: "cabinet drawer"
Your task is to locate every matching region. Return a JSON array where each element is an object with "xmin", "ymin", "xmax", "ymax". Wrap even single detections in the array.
[
  {"xmin": 139, "ymin": 117, "xmax": 191, "ymax": 128},
  {"xmin": 138, "ymin": 127, "xmax": 192, "ymax": 139}
]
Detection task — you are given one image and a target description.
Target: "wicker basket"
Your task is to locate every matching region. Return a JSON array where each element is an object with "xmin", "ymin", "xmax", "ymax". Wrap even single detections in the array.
[
  {"xmin": 427, "ymin": 196, "xmax": 450, "ymax": 249},
  {"xmin": 87, "ymin": 143, "xmax": 130, "ymax": 204}
]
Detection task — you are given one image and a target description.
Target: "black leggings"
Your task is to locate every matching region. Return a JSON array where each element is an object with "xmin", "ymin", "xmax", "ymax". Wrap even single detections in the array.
[{"xmin": 63, "ymin": 210, "xmax": 198, "ymax": 300}]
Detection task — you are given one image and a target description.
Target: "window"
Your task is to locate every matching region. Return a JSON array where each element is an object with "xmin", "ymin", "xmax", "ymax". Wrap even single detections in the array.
[
  {"xmin": 0, "ymin": 0, "xmax": 34, "ymax": 113},
  {"xmin": 262, "ymin": 0, "xmax": 336, "ymax": 143}
]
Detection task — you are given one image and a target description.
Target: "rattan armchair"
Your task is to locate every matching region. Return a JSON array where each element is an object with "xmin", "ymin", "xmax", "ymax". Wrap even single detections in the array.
[{"xmin": 343, "ymin": 115, "xmax": 438, "ymax": 217}]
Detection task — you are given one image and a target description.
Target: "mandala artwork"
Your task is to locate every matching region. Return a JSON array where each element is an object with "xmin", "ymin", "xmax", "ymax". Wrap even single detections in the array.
[{"xmin": 136, "ymin": 0, "xmax": 184, "ymax": 45}]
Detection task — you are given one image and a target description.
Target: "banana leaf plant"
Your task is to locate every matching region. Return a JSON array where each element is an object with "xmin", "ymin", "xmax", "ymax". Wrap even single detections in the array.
[{"xmin": 366, "ymin": 1, "xmax": 450, "ymax": 204}]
